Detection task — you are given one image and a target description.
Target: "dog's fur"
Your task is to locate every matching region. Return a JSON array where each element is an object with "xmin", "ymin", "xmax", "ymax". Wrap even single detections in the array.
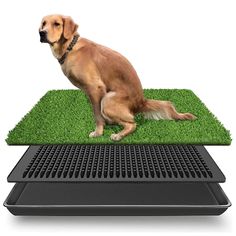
[{"xmin": 39, "ymin": 15, "xmax": 196, "ymax": 141}]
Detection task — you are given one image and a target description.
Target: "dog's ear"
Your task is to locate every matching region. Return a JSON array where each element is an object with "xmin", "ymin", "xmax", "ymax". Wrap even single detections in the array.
[{"xmin": 63, "ymin": 16, "xmax": 78, "ymax": 39}]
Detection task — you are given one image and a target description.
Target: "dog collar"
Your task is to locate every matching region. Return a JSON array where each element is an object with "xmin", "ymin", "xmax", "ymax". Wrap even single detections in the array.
[{"xmin": 58, "ymin": 34, "xmax": 80, "ymax": 65}]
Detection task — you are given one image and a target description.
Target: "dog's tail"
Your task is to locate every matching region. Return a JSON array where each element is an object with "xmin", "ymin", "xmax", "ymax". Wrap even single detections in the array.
[{"xmin": 138, "ymin": 99, "xmax": 196, "ymax": 121}]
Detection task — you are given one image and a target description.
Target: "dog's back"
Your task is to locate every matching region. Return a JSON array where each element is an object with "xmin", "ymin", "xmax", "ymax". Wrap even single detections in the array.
[{"xmin": 81, "ymin": 38, "xmax": 145, "ymax": 109}]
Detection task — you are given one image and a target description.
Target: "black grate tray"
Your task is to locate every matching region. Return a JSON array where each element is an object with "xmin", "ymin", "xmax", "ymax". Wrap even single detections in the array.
[{"xmin": 8, "ymin": 145, "xmax": 225, "ymax": 183}]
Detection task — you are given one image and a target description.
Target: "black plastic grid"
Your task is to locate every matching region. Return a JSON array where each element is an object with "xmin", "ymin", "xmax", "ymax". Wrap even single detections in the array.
[{"xmin": 8, "ymin": 145, "xmax": 225, "ymax": 182}]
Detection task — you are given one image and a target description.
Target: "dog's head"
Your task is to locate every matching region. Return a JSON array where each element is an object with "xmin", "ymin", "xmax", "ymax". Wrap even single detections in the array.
[{"xmin": 39, "ymin": 15, "xmax": 78, "ymax": 45}]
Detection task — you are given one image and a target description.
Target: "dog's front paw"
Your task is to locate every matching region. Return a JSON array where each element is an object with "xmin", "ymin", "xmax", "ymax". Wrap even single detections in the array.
[
  {"xmin": 110, "ymin": 133, "xmax": 122, "ymax": 141},
  {"xmin": 89, "ymin": 131, "xmax": 103, "ymax": 138}
]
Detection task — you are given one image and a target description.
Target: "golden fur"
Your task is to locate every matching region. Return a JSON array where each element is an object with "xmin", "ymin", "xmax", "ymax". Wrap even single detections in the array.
[{"xmin": 39, "ymin": 15, "xmax": 196, "ymax": 141}]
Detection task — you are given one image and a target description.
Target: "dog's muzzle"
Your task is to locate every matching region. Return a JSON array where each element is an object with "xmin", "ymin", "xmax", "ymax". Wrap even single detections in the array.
[{"xmin": 39, "ymin": 30, "xmax": 48, "ymax": 43}]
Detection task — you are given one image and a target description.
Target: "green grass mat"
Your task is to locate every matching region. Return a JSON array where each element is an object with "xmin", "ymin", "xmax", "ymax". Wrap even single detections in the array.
[{"xmin": 6, "ymin": 89, "xmax": 231, "ymax": 145}]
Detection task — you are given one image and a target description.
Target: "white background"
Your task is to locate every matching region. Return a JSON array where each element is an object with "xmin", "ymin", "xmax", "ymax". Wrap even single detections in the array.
[{"xmin": 0, "ymin": 0, "xmax": 235, "ymax": 235}]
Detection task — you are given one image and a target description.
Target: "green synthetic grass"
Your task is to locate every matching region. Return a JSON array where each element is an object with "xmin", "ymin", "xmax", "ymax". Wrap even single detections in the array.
[{"xmin": 6, "ymin": 89, "xmax": 231, "ymax": 145}]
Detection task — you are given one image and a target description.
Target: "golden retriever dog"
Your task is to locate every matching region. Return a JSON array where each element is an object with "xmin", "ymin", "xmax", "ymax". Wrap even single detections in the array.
[{"xmin": 39, "ymin": 15, "xmax": 196, "ymax": 141}]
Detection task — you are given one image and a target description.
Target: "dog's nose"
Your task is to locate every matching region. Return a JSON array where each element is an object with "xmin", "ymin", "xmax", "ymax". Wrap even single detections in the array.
[
  {"xmin": 39, "ymin": 30, "xmax": 47, "ymax": 37},
  {"xmin": 39, "ymin": 30, "xmax": 47, "ymax": 42}
]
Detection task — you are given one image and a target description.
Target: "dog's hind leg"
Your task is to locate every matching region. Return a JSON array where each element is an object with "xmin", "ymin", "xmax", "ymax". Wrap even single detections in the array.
[
  {"xmin": 110, "ymin": 121, "xmax": 136, "ymax": 141},
  {"xmin": 101, "ymin": 92, "xmax": 136, "ymax": 141}
]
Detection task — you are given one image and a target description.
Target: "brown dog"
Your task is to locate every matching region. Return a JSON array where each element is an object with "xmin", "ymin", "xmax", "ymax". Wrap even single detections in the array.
[{"xmin": 39, "ymin": 15, "xmax": 196, "ymax": 141}]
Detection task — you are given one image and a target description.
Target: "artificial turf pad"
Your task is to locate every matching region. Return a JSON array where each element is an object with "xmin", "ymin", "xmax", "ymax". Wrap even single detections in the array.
[{"xmin": 6, "ymin": 89, "xmax": 231, "ymax": 145}]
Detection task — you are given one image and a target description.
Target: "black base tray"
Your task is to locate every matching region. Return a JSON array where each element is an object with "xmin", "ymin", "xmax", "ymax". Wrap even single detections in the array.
[{"xmin": 4, "ymin": 182, "xmax": 230, "ymax": 216}]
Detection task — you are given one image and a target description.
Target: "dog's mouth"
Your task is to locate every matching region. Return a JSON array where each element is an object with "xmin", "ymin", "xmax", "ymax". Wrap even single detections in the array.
[
  {"xmin": 39, "ymin": 31, "xmax": 47, "ymax": 42},
  {"xmin": 40, "ymin": 38, "xmax": 49, "ymax": 43},
  {"xmin": 39, "ymin": 31, "xmax": 53, "ymax": 45}
]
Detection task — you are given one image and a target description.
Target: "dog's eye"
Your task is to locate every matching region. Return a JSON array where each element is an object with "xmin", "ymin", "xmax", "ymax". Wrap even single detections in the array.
[
  {"xmin": 54, "ymin": 22, "xmax": 60, "ymax": 27},
  {"xmin": 42, "ymin": 21, "xmax": 46, "ymax": 27}
]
